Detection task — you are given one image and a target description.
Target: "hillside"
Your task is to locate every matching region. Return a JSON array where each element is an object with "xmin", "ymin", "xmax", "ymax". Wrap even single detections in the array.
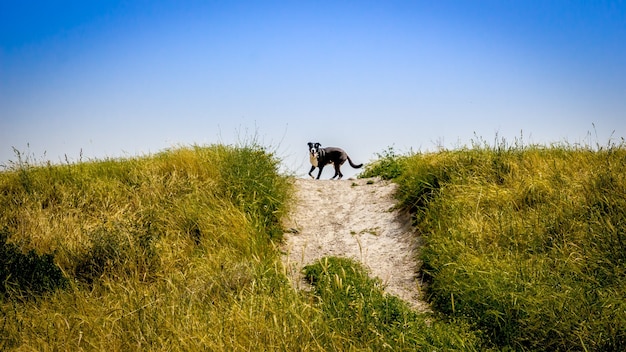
[
  {"xmin": 2, "ymin": 142, "xmax": 625, "ymax": 351},
  {"xmin": 361, "ymin": 142, "xmax": 626, "ymax": 351}
]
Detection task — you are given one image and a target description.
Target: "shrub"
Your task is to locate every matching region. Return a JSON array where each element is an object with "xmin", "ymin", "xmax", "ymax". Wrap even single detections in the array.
[
  {"xmin": 0, "ymin": 227, "xmax": 67, "ymax": 297},
  {"xmin": 360, "ymin": 146, "xmax": 407, "ymax": 180}
]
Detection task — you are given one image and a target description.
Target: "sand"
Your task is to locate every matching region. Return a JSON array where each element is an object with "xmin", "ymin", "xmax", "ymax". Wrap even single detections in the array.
[{"xmin": 282, "ymin": 177, "xmax": 429, "ymax": 312}]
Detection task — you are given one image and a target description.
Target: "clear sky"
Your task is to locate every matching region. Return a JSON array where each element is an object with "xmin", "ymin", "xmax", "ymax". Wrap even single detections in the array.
[{"xmin": 2, "ymin": 1, "xmax": 625, "ymax": 178}]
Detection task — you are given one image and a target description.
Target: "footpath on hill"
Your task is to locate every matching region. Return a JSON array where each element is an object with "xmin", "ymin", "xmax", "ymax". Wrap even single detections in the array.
[{"xmin": 281, "ymin": 177, "xmax": 429, "ymax": 312}]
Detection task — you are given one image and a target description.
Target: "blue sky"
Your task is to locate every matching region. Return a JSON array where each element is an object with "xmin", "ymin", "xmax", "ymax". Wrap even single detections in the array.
[{"xmin": 1, "ymin": 1, "xmax": 625, "ymax": 178}]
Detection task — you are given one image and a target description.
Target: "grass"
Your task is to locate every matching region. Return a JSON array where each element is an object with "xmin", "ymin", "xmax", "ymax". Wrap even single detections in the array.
[
  {"xmin": 303, "ymin": 256, "xmax": 482, "ymax": 351},
  {"xmin": 1, "ymin": 142, "xmax": 481, "ymax": 351},
  {"xmin": 5, "ymin": 136, "xmax": 623, "ymax": 351},
  {"xmin": 362, "ymin": 138, "xmax": 626, "ymax": 351},
  {"xmin": 0, "ymin": 143, "xmax": 296, "ymax": 350}
]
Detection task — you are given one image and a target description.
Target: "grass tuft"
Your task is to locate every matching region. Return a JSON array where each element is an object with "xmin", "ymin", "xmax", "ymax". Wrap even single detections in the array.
[{"xmin": 303, "ymin": 256, "xmax": 483, "ymax": 351}]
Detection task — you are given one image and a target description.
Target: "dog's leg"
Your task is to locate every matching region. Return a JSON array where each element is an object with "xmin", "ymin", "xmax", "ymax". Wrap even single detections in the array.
[
  {"xmin": 316, "ymin": 165, "xmax": 325, "ymax": 179},
  {"xmin": 332, "ymin": 163, "xmax": 343, "ymax": 180},
  {"xmin": 308, "ymin": 165, "xmax": 316, "ymax": 178}
]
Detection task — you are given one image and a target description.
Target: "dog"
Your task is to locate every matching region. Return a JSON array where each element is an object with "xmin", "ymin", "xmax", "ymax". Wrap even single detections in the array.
[{"xmin": 308, "ymin": 142, "xmax": 363, "ymax": 180}]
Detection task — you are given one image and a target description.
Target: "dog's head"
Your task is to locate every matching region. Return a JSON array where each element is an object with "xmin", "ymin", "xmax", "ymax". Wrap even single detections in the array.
[{"xmin": 307, "ymin": 142, "xmax": 321, "ymax": 158}]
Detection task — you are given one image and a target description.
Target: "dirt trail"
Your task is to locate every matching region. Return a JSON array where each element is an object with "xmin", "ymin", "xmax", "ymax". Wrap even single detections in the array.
[{"xmin": 282, "ymin": 177, "xmax": 429, "ymax": 312}]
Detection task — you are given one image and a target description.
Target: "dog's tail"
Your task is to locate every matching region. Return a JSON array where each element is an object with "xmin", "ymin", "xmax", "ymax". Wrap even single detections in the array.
[{"xmin": 347, "ymin": 156, "xmax": 363, "ymax": 169}]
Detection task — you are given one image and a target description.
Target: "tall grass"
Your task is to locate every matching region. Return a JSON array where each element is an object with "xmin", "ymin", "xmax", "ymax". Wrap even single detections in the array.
[
  {"xmin": 363, "ymin": 140, "xmax": 626, "ymax": 351},
  {"xmin": 1, "ymin": 143, "xmax": 481, "ymax": 351},
  {"xmin": 0, "ymin": 143, "xmax": 296, "ymax": 350}
]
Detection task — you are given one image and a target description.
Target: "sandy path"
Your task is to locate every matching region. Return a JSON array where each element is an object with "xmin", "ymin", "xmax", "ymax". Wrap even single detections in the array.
[{"xmin": 281, "ymin": 177, "xmax": 429, "ymax": 312}]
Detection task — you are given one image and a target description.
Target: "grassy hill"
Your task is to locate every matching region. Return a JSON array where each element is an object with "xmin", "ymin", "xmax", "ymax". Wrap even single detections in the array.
[
  {"xmin": 0, "ymin": 144, "xmax": 295, "ymax": 349},
  {"xmin": 2, "ymin": 140, "xmax": 625, "ymax": 351},
  {"xmin": 362, "ymin": 139, "xmax": 626, "ymax": 351}
]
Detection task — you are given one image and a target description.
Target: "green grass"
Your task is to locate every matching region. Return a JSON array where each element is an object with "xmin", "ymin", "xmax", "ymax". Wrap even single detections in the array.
[
  {"xmin": 1, "ymin": 142, "xmax": 480, "ymax": 351},
  {"xmin": 362, "ymin": 140, "xmax": 626, "ymax": 351},
  {"xmin": 6, "ymin": 138, "xmax": 623, "ymax": 351},
  {"xmin": 0, "ymin": 143, "xmax": 296, "ymax": 350},
  {"xmin": 303, "ymin": 256, "xmax": 482, "ymax": 351}
]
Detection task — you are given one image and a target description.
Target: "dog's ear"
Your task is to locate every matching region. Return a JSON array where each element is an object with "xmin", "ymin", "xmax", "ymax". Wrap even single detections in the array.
[
  {"xmin": 307, "ymin": 142, "xmax": 313, "ymax": 148},
  {"xmin": 315, "ymin": 143, "xmax": 321, "ymax": 148}
]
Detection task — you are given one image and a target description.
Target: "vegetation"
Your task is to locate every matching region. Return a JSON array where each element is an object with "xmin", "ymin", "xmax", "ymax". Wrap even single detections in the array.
[
  {"xmin": 0, "ymin": 143, "xmax": 479, "ymax": 351},
  {"xmin": 363, "ymin": 137, "xmax": 626, "ymax": 351},
  {"xmin": 303, "ymin": 256, "xmax": 481, "ymax": 350},
  {"xmin": 0, "ymin": 144, "xmax": 295, "ymax": 350},
  {"xmin": 360, "ymin": 146, "xmax": 407, "ymax": 181},
  {"xmin": 3, "ymin": 136, "xmax": 625, "ymax": 351}
]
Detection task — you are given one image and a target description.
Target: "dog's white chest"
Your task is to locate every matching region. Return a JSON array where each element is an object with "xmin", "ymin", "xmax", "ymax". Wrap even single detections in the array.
[{"xmin": 309, "ymin": 154, "xmax": 318, "ymax": 167}]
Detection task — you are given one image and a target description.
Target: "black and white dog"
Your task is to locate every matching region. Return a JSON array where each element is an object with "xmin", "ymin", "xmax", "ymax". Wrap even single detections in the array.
[{"xmin": 308, "ymin": 142, "xmax": 363, "ymax": 180}]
